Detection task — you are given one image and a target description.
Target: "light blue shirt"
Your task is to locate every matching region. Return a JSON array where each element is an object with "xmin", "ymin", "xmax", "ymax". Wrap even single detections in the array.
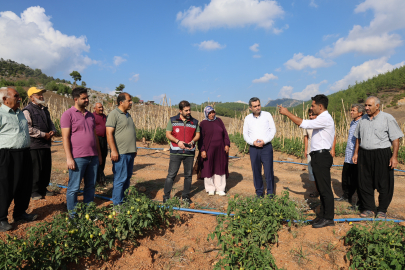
[
  {"xmin": 0, "ymin": 104, "xmax": 30, "ymax": 149},
  {"xmin": 344, "ymin": 119, "xmax": 360, "ymax": 164}
]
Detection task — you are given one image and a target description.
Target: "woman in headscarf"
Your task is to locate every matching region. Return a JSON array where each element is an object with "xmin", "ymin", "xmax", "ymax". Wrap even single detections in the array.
[{"xmin": 198, "ymin": 106, "xmax": 230, "ymax": 196}]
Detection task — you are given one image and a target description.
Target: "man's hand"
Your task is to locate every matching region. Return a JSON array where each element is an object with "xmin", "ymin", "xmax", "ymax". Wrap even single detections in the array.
[
  {"xmin": 254, "ymin": 140, "xmax": 264, "ymax": 147},
  {"xmin": 352, "ymin": 153, "xmax": 358, "ymax": 164},
  {"xmin": 111, "ymin": 150, "xmax": 119, "ymax": 162},
  {"xmin": 178, "ymin": 141, "xmax": 186, "ymax": 149},
  {"xmin": 278, "ymin": 105, "xmax": 289, "ymax": 116},
  {"xmin": 225, "ymin": 145, "xmax": 229, "ymax": 154},
  {"xmin": 44, "ymin": 133, "xmax": 52, "ymax": 140},
  {"xmin": 134, "ymin": 152, "xmax": 137, "ymax": 158},
  {"xmin": 67, "ymin": 158, "xmax": 76, "ymax": 170},
  {"xmin": 330, "ymin": 148, "xmax": 335, "ymax": 158},
  {"xmin": 98, "ymin": 155, "xmax": 103, "ymax": 165},
  {"xmin": 49, "ymin": 131, "xmax": 55, "ymax": 137},
  {"xmin": 389, "ymin": 156, "xmax": 398, "ymax": 169},
  {"xmin": 201, "ymin": 151, "xmax": 207, "ymax": 159}
]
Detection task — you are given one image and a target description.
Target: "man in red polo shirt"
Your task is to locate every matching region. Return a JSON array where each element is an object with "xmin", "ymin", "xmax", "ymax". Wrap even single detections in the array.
[
  {"xmin": 93, "ymin": 103, "xmax": 107, "ymax": 186},
  {"xmin": 61, "ymin": 88, "xmax": 102, "ymax": 214}
]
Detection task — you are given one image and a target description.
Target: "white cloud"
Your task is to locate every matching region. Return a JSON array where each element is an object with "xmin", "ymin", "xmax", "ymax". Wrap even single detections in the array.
[
  {"xmin": 284, "ymin": 53, "xmax": 334, "ymax": 70},
  {"xmin": 253, "ymin": 54, "xmax": 262, "ymax": 58},
  {"xmin": 0, "ymin": 6, "xmax": 97, "ymax": 75},
  {"xmin": 309, "ymin": 0, "xmax": 318, "ymax": 8},
  {"xmin": 322, "ymin": 34, "xmax": 339, "ymax": 41},
  {"xmin": 330, "ymin": 57, "xmax": 405, "ymax": 92},
  {"xmin": 217, "ymin": 95, "xmax": 221, "ymax": 97},
  {"xmin": 129, "ymin": 74, "xmax": 139, "ymax": 82},
  {"xmin": 249, "ymin": 43, "xmax": 259, "ymax": 52},
  {"xmin": 275, "ymin": 67, "xmax": 282, "ymax": 72},
  {"xmin": 235, "ymin": 100, "xmax": 248, "ymax": 104},
  {"xmin": 252, "ymin": 73, "xmax": 278, "ymax": 83},
  {"xmin": 320, "ymin": 0, "xmax": 405, "ymax": 57},
  {"xmin": 153, "ymin": 94, "xmax": 166, "ymax": 102},
  {"xmin": 177, "ymin": 0, "xmax": 285, "ymax": 32},
  {"xmin": 272, "ymin": 24, "xmax": 289, "ymax": 34},
  {"xmin": 278, "ymin": 86, "xmax": 293, "ymax": 98},
  {"xmin": 291, "ymin": 80, "xmax": 327, "ymax": 100},
  {"xmin": 195, "ymin": 40, "xmax": 226, "ymax": 50},
  {"xmin": 114, "ymin": 56, "xmax": 127, "ymax": 66}
]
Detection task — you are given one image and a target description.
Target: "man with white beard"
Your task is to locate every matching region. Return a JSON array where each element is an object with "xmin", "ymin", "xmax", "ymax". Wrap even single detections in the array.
[{"xmin": 23, "ymin": 87, "xmax": 57, "ymax": 200}]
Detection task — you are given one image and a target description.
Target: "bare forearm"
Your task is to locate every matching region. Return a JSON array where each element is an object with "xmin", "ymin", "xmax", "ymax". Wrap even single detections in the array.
[
  {"xmin": 192, "ymin": 132, "xmax": 200, "ymax": 143},
  {"xmin": 166, "ymin": 131, "xmax": 179, "ymax": 143},
  {"xmin": 106, "ymin": 132, "xmax": 118, "ymax": 153},
  {"xmin": 62, "ymin": 134, "xmax": 73, "ymax": 160},
  {"xmin": 284, "ymin": 110, "xmax": 303, "ymax": 126},
  {"xmin": 354, "ymin": 139, "xmax": 360, "ymax": 155},
  {"xmin": 392, "ymin": 139, "xmax": 399, "ymax": 158},
  {"xmin": 94, "ymin": 131, "xmax": 101, "ymax": 156}
]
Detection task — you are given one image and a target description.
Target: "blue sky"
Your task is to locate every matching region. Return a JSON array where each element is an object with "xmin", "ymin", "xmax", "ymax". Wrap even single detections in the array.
[{"xmin": 1, "ymin": 0, "xmax": 405, "ymax": 105}]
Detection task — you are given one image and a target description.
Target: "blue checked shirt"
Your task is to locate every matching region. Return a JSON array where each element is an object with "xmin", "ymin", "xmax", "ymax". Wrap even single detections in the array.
[{"xmin": 344, "ymin": 119, "xmax": 360, "ymax": 164}]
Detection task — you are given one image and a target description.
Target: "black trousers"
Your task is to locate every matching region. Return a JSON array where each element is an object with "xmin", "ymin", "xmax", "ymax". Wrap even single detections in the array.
[
  {"xmin": 358, "ymin": 147, "xmax": 394, "ymax": 213},
  {"xmin": 31, "ymin": 148, "xmax": 52, "ymax": 195},
  {"xmin": 163, "ymin": 155, "xmax": 194, "ymax": 200},
  {"xmin": 311, "ymin": 151, "xmax": 334, "ymax": 220},
  {"xmin": 341, "ymin": 162, "xmax": 358, "ymax": 200},
  {"xmin": 97, "ymin": 136, "xmax": 108, "ymax": 182},
  {"xmin": 0, "ymin": 148, "xmax": 33, "ymax": 221}
]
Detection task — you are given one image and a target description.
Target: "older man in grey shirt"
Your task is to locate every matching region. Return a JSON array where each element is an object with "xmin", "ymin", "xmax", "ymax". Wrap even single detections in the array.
[{"xmin": 352, "ymin": 96, "xmax": 403, "ymax": 219}]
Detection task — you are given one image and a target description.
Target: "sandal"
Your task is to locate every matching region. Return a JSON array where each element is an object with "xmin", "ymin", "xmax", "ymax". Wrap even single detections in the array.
[
  {"xmin": 375, "ymin": 212, "xmax": 387, "ymax": 219},
  {"xmin": 309, "ymin": 192, "xmax": 319, "ymax": 198},
  {"xmin": 359, "ymin": 210, "xmax": 375, "ymax": 218}
]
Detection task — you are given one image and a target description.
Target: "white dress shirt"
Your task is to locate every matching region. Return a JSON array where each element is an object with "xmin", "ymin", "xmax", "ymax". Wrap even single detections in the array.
[
  {"xmin": 299, "ymin": 111, "xmax": 335, "ymax": 152},
  {"xmin": 243, "ymin": 111, "xmax": 276, "ymax": 146}
]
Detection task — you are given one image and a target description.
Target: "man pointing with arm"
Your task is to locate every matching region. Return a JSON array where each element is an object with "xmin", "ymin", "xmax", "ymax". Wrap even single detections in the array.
[{"xmin": 279, "ymin": 94, "xmax": 335, "ymax": 228}]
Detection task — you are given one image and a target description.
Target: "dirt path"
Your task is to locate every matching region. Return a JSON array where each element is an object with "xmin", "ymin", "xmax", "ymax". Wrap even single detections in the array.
[{"xmin": 2, "ymin": 139, "xmax": 405, "ymax": 269}]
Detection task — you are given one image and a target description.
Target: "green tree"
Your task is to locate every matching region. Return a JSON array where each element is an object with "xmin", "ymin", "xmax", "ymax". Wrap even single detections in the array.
[
  {"xmin": 81, "ymin": 81, "xmax": 86, "ymax": 87},
  {"xmin": 132, "ymin": 96, "xmax": 140, "ymax": 103},
  {"xmin": 15, "ymin": 86, "xmax": 28, "ymax": 103},
  {"xmin": 69, "ymin": 71, "xmax": 82, "ymax": 87},
  {"xmin": 115, "ymin": 84, "xmax": 125, "ymax": 96}
]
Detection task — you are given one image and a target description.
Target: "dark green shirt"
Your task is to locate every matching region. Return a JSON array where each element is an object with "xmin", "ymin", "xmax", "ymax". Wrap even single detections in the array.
[{"xmin": 106, "ymin": 108, "xmax": 137, "ymax": 155}]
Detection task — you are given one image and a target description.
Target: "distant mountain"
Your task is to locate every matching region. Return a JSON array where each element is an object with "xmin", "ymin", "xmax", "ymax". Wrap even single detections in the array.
[{"xmin": 265, "ymin": 98, "xmax": 303, "ymax": 108}]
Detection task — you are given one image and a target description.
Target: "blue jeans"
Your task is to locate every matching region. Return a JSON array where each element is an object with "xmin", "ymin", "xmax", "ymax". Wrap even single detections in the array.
[
  {"xmin": 249, "ymin": 143, "xmax": 275, "ymax": 197},
  {"xmin": 67, "ymin": 156, "xmax": 98, "ymax": 212},
  {"xmin": 112, "ymin": 153, "xmax": 135, "ymax": 205}
]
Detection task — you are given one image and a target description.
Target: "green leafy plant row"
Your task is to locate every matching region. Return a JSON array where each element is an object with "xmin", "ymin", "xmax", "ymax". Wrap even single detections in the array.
[
  {"xmin": 136, "ymin": 128, "xmax": 168, "ymax": 144},
  {"xmin": 209, "ymin": 191, "xmax": 303, "ymax": 269},
  {"xmin": 344, "ymin": 221, "xmax": 405, "ymax": 269},
  {"xmin": 0, "ymin": 188, "xmax": 179, "ymax": 269}
]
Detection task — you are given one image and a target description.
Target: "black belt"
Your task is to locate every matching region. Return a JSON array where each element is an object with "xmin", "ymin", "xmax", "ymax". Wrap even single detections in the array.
[{"xmin": 310, "ymin": 149, "xmax": 330, "ymax": 156}]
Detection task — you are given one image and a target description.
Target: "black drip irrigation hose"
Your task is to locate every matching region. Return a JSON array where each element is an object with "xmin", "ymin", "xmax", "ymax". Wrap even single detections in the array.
[{"xmin": 51, "ymin": 184, "xmax": 404, "ymax": 223}]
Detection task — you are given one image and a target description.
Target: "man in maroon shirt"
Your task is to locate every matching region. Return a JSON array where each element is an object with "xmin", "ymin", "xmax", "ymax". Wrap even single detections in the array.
[{"xmin": 93, "ymin": 103, "xmax": 107, "ymax": 185}]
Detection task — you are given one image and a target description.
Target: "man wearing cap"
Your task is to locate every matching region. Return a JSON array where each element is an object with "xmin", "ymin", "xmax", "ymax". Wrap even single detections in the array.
[
  {"xmin": 0, "ymin": 87, "xmax": 38, "ymax": 232},
  {"xmin": 23, "ymin": 87, "xmax": 57, "ymax": 200},
  {"xmin": 93, "ymin": 103, "xmax": 107, "ymax": 186}
]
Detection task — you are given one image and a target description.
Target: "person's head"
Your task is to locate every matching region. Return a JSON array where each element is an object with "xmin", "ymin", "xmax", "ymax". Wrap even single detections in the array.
[
  {"xmin": 365, "ymin": 96, "xmax": 380, "ymax": 116},
  {"xmin": 308, "ymin": 109, "xmax": 317, "ymax": 120},
  {"xmin": 27, "ymin": 87, "xmax": 46, "ymax": 105},
  {"xmin": 179, "ymin": 100, "xmax": 191, "ymax": 119},
  {"xmin": 72, "ymin": 87, "xmax": 89, "ymax": 109},
  {"xmin": 249, "ymin": 97, "xmax": 261, "ymax": 115},
  {"xmin": 350, "ymin": 104, "xmax": 365, "ymax": 120},
  {"xmin": 204, "ymin": 106, "xmax": 216, "ymax": 120},
  {"xmin": 94, "ymin": 102, "xmax": 104, "ymax": 114},
  {"xmin": 0, "ymin": 87, "xmax": 20, "ymax": 111},
  {"xmin": 310, "ymin": 94, "xmax": 328, "ymax": 115},
  {"xmin": 117, "ymin": 92, "xmax": 132, "ymax": 112}
]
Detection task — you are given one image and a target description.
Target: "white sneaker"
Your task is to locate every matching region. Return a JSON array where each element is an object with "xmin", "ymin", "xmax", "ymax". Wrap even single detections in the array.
[
  {"xmin": 216, "ymin": 191, "xmax": 226, "ymax": 196},
  {"xmin": 208, "ymin": 191, "xmax": 215, "ymax": 196}
]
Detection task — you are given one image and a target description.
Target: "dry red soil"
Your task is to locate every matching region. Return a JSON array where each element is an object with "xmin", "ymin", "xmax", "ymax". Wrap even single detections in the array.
[{"xmin": 2, "ymin": 138, "xmax": 405, "ymax": 269}]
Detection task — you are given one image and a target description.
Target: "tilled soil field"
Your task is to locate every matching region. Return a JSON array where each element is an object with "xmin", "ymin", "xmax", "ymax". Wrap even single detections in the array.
[{"xmin": 2, "ymin": 138, "xmax": 405, "ymax": 269}]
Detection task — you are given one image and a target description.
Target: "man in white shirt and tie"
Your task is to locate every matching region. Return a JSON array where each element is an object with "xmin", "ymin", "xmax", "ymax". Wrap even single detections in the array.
[
  {"xmin": 243, "ymin": 97, "xmax": 276, "ymax": 197},
  {"xmin": 279, "ymin": 94, "xmax": 335, "ymax": 228}
]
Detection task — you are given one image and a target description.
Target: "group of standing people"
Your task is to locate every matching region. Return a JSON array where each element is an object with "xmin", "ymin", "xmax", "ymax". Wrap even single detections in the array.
[{"xmin": 0, "ymin": 86, "xmax": 402, "ymax": 232}]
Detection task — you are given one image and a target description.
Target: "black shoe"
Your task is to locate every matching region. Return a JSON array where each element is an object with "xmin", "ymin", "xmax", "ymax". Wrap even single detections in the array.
[
  {"xmin": 31, "ymin": 192, "xmax": 42, "ymax": 200},
  {"xmin": 312, "ymin": 218, "xmax": 335, "ymax": 228},
  {"xmin": 309, "ymin": 216, "xmax": 321, "ymax": 224},
  {"xmin": 14, "ymin": 213, "xmax": 38, "ymax": 222},
  {"xmin": 334, "ymin": 196, "xmax": 348, "ymax": 202},
  {"xmin": 182, "ymin": 197, "xmax": 193, "ymax": 204},
  {"xmin": 0, "ymin": 221, "xmax": 12, "ymax": 232}
]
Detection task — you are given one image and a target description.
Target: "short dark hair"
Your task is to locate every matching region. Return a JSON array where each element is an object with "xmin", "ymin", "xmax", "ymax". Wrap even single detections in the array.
[
  {"xmin": 249, "ymin": 97, "xmax": 260, "ymax": 107},
  {"xmin": 308, "ymin": 108, "xmax": 313, "ymax": 114},
  {"xmin": 179, "ymin": 100, "xmax": 190, "ymax": 110},
  {"xmin": 72, "ymin": 87, "xmax": 88, "ymax": 100},
  {"xmin": 117, "ymin": 92, "xmax": 130, "ymax": 105},
  {"xmin": 311, "ymin": 94, "xmax": 328, "ymax": 109}
]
